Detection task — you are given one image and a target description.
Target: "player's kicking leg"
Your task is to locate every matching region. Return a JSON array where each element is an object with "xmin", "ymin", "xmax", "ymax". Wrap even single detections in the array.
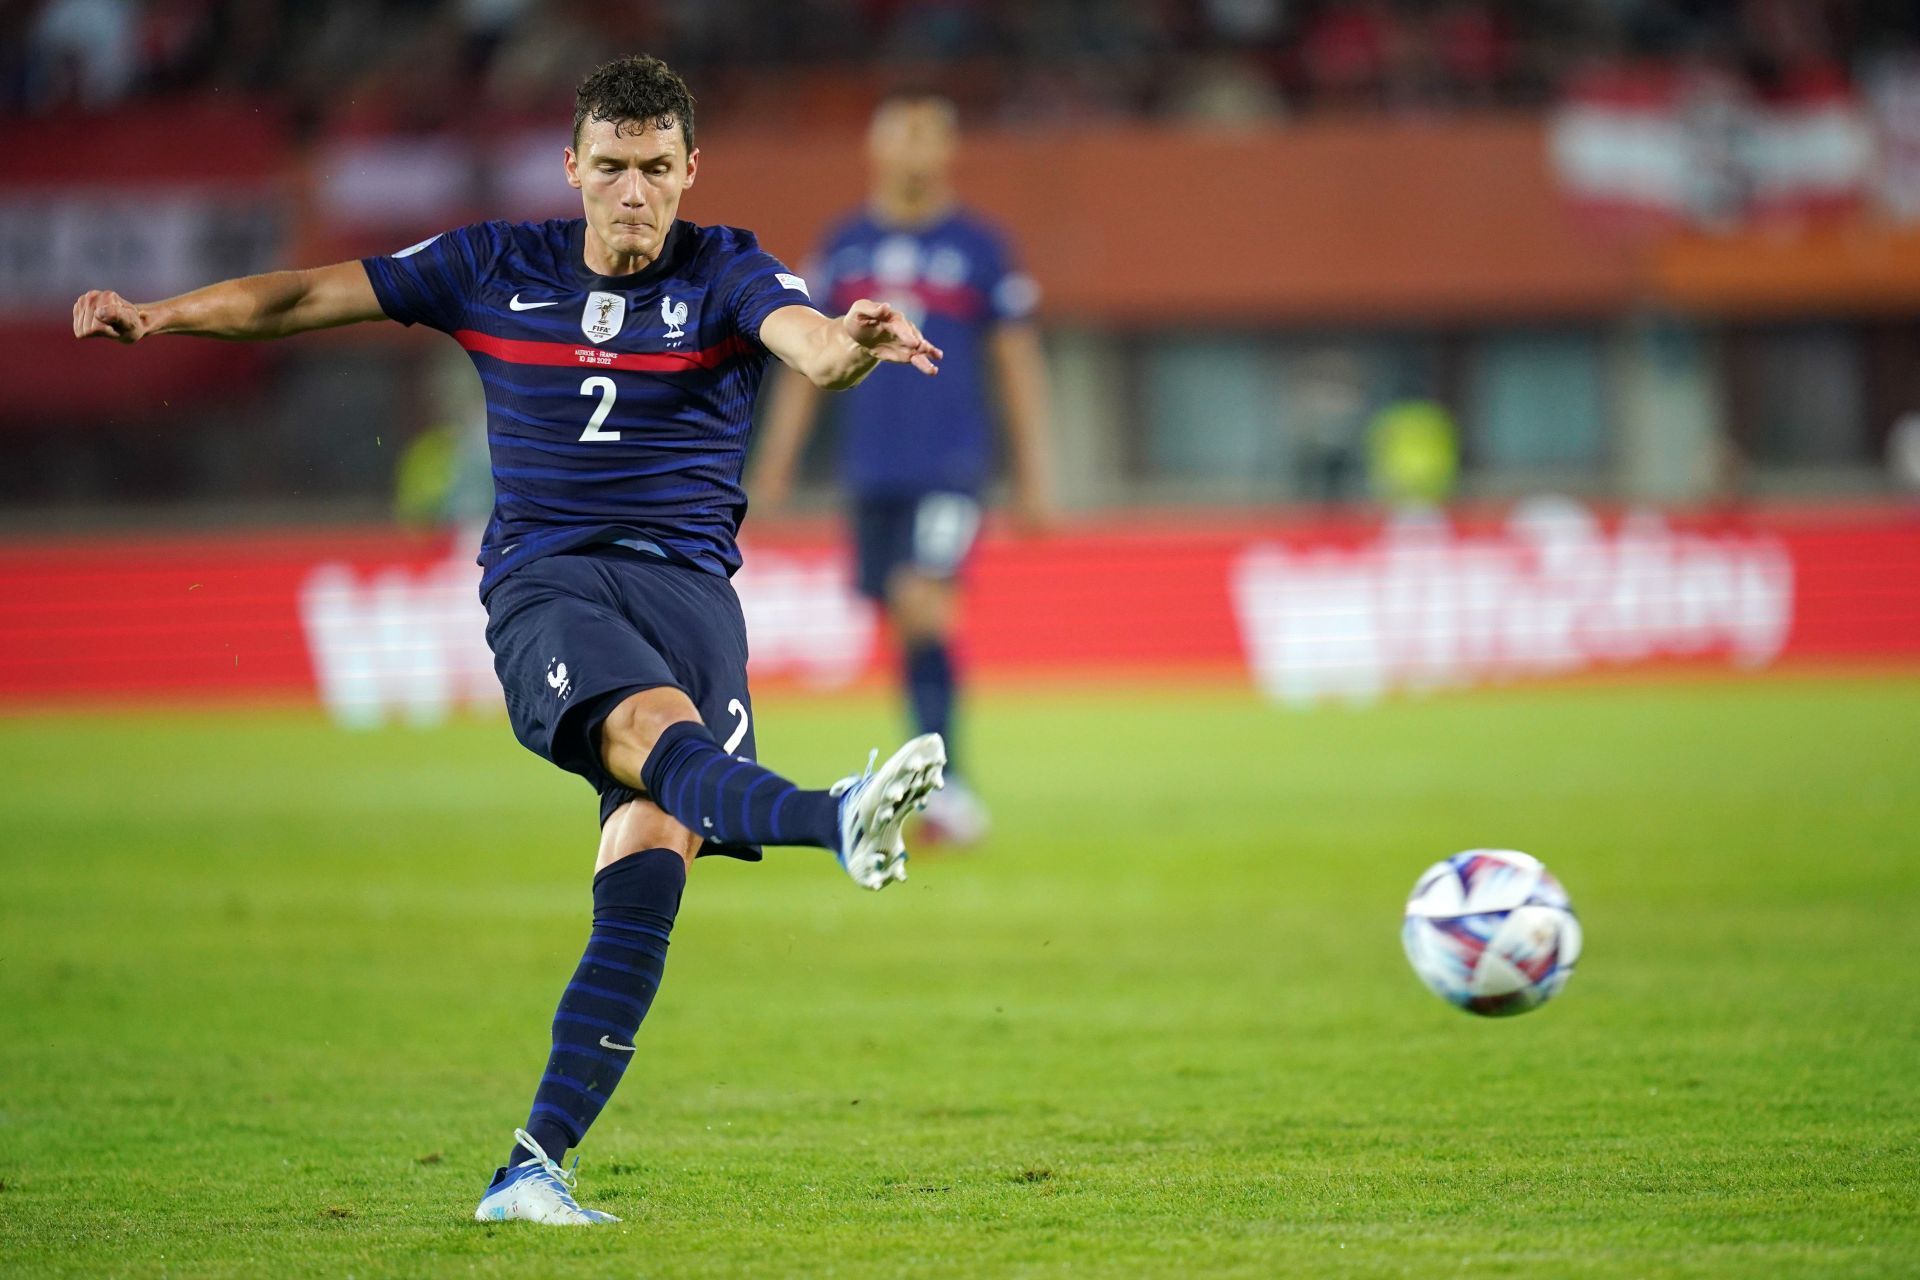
[
  {"xmin": 829, "ymin": 731, "xmax": 951, "ymax": 886},
  {"xmin": 601, "ymin": 688, "xmax": 945, "ymax": 889}
]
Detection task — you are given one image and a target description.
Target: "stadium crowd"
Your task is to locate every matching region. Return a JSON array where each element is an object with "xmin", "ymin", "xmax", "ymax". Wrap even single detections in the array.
[{"xmin": 6, "ymin": 0, "xmax": 1920, "ymax": 131}]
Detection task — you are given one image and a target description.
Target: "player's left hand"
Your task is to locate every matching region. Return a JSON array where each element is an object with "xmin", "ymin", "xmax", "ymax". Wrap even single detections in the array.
[
  {"xmin": 843, "ymin": 300, "xmax": 942, "ymax": 375},
  {"xmin": 73, "ymin": 289, "xmax": 150, "ymax": 343}
]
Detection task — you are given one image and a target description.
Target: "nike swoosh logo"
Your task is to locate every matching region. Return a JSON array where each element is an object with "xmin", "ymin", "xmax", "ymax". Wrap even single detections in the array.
[
  {"xmin": 509, "ymin": 295, "xmax": 558, "ymax": 311},
  {"xmin": 600, "ymin": 1036, "xmax": 636, "ymax": 1052}
]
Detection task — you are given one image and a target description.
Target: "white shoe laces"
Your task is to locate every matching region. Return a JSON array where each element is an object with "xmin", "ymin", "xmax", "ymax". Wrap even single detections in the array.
[
  {"xmin": 512, "ymin": 1127, "xmax": 581, "ymax": 1194},
  {"xmin": 829, "ymin": 748, "xmax": 880, "ymax": 799}
]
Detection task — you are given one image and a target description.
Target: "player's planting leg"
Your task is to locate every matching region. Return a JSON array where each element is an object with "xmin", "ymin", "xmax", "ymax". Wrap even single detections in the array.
[
  {"xmin": 476, "ymin": 846, "xmax": 684, "ymax": 1225},
  {"xmin": 601, "ymin": 690, "xmax": 946, "ymax": 890}
]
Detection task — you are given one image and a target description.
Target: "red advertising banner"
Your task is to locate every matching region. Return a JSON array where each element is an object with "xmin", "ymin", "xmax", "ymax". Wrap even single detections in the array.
[{"xmin": 1, "ymin": 503, "xmax": 1916, "ymax": 721}]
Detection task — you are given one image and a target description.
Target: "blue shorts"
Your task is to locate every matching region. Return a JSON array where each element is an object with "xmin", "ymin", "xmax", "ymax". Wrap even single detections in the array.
[
  {"xmin": 484, "ymin": 545, "xmax": 761, "ymax": 859},
  {"xmin": 851, "ymin": 492, "xmax": 983, "ymax": 602}
]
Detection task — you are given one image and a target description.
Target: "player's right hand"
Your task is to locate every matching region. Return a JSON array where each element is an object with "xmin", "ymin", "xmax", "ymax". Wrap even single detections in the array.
[
  {"xmin": 843, "ymin": 299, "xmax": 942, "ymax": 375},
  {"xmin": 72, "ymin": 290, "xmax": 148, "ymax": 343}
]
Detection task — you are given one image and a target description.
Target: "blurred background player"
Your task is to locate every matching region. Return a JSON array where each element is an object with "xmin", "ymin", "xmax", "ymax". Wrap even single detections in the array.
[{"xmin": 752, "ymin": 92, "xmax": 1053, "ymax": 847}]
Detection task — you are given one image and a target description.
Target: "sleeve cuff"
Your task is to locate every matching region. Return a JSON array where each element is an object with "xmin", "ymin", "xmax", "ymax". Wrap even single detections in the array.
[
  {"xmin": 358, "ymin": 259, "xmax": 418, "ymax": 327},
  {"xmin": 738, "ymin": 293, "xmax": 821, "ymax": 347}
]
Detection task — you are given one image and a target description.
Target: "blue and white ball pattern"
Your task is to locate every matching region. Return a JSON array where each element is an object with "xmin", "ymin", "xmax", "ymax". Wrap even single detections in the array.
[{"xmin": 1402, "ymin": 849, "xmax": 1581, "ymax": 1017}]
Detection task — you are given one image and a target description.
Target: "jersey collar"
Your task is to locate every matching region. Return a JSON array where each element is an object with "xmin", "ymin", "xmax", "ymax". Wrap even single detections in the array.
[{"xmin": 569, "ymin": 218, "xmax": 693, "ymax": 291}]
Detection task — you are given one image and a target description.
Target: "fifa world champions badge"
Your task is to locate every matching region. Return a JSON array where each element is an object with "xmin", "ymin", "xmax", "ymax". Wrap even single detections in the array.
[{"xmin": 582, "ymin": 291, "xmax": 626, "ymax": 344}]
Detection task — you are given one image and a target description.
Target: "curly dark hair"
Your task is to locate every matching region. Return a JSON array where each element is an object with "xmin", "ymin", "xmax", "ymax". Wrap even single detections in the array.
[{"xmin": 572, "ymin": 55, "xmax": 696, "ymax": 151}]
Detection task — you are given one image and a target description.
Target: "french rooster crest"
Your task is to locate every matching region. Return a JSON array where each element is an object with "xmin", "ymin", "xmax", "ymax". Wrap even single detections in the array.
[{"xmin": 660, "ymin": 296, "xmax": 688, "ymax": 340}]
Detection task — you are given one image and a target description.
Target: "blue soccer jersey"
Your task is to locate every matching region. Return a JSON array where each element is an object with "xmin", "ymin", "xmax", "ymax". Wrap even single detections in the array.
[
  {"xmin": 812, "ymin": 208, "xmax": 1037, "ymax": 499},
  {"xmin": 363, "ymin": 218, "xmax": 815, "ymax": 596}
]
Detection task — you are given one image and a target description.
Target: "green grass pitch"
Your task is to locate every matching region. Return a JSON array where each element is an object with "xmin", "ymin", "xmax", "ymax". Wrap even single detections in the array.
[{"xmin": 3, "ymin": 678, "xmax": 1917, "ymax": 1278}]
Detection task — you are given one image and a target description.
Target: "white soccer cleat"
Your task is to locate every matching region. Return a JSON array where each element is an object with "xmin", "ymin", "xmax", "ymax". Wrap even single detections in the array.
[
  {"xmin": 918, "ymin": 777, "xmax": 991, "ymax": 848},
  {"xmin": 473, "ymin": 1129, "xmax": 620, "ymax": 1225},
  {"xmin": 830, "ymin": 733, "xmax": 946, "ymax": 890}
]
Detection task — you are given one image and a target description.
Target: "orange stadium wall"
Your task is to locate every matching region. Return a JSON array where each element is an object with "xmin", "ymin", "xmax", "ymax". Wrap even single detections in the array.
[
  {"xmin": 684, "ymin": 119, "xmax": 1642, "ymax": 324},
  {"xmin": 277, "ymin": 116, "xmax": 1650, "ymax": 324},
  {"xmin": 285, "ymin": 115, "xmax": 1920, "ymax": 324},
  {"xmin": 3, "ymin": 505, "xmax": 1918, "ymax": 722},
  {"xmin": 14, "ymin": 107, "xmax": 1920, "ymax": 424}
]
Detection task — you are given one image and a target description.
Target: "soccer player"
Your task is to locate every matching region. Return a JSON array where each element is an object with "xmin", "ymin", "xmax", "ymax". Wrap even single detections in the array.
[
  {"xmin": 72, "ymin": 56, "xmax": 948, "ymax": 1226},
  {"xmin": 751, "ymin": 92, "xmax": 1053, "ymax": 846}
]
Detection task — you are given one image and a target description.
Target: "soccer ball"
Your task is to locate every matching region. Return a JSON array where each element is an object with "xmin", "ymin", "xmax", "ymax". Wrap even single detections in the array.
[{"xmin": 1401, "ymin": 849, "xmax": 1581, "ymax": 1016}]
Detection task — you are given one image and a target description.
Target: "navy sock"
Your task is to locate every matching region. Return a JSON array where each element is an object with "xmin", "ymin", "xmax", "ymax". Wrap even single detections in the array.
[
  {"xmin": 508, "ymin": 849, "xmax": 685, "ymax": 1172},
  {"xmin": 640, "ymin": 721, "xmax": 840, "ymax": 850},
  {"xmin": 905, "ymin": 639, "xmax": 957, "ymax": 775}
]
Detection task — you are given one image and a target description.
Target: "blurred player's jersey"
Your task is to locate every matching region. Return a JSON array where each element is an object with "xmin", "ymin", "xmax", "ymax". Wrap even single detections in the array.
[
  {"xmin": 363, "ymin": 218, "xmax": 814, "ymax": 597},
  {"xmin": 812, "ymin": 208, "xmax": 1037, "ymax": 498}
]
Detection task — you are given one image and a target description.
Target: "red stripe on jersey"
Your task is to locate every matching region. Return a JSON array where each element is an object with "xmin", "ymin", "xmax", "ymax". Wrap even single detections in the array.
[{"xmin": 453, "ymin": 329, "xmax": 752, "ymax": 372}]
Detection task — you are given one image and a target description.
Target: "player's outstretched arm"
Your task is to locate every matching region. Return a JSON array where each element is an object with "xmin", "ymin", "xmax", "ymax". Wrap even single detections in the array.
[
  {"xmin": 73, "ymin": 262, "xmax": 387, "ymax": 344},
  {"xmin": 759, "ymin": 300, "xmax": 943, "ymax": 392}
]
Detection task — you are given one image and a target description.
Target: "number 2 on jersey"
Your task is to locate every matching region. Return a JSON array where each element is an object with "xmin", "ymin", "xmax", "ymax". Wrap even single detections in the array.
[
  {"xmin": 579, "ymin": 375, "xmax": 620, "ymax": 441},
  {"xmin": 722, "ymin": 698, "xmax": 751, "ymax": 754}
]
